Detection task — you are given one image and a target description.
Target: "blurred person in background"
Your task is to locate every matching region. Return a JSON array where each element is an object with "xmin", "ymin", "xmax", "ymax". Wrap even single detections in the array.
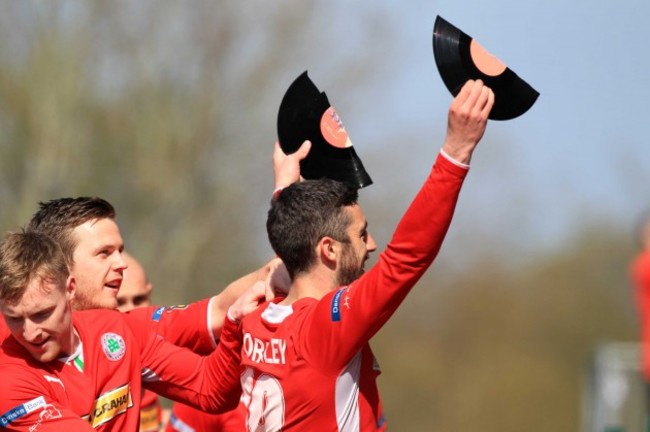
[{"xmin": 630, "ymin": 212, "xmax": 650, "ymax": 432}]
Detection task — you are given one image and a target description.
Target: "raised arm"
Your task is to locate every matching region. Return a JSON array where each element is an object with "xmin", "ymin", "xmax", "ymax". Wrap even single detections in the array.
[{"xmin": 305, "ymin": 80, "xmax": 494, "ymax": 368}]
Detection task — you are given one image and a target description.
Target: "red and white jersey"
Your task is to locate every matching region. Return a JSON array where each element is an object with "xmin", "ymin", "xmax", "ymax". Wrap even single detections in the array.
[
  {"xmin": 166, "ymin": 402, "xmax": 246, "ymax": 432},
  {"xmin": 631, "ymin": 250, "xmax": 650, "ymax": 380},
  {"xmin": 0, "ymin": 309, "xmax": 241, "ymax": 431},
  {"xmin": 0, "ymin": 298, "xmax": 217, "ymax": 356},
  {"xmin": 238, "ymin": 153, "xmax": 469, "ymax": 431},
  {"xmin": 126, "ymin": 298, "xmax": 218, "ymax": 354}
]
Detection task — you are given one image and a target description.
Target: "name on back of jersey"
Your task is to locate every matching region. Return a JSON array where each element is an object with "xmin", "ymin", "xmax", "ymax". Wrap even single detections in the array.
[{"xmin": 242, "ymin": 332, "xmax": 286, "ymax": 365}]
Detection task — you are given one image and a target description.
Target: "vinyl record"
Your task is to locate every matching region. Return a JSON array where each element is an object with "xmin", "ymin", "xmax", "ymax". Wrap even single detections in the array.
[
  {"xmin": 277, "ymin": 71, "xmax": 372, "ymax": 189},
  {"xmin": 432, "ymin": 15, "xmax": 539, "ymax": 120}
]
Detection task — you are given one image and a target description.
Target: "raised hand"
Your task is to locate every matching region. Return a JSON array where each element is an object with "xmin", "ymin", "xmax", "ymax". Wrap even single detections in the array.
[
  {"xmin": 442, "ymin": 79, "xmax": 494, "ymax": 165},
  {"xmin": 273, "ymin": 140, "xmax": 312, "ymax": 190}
]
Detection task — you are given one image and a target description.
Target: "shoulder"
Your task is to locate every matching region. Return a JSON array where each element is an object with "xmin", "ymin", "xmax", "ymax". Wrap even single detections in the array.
[
  {"xmin": 0, "ymin": 352, "xmax": 50, "ymax": 392},
  {"xmin": 74, "ymin": 309, "xmax": 128, "ymax": 330},
  {"xmin": 73, "ymin": 309, "xmax": 138, "ymax": 349}
]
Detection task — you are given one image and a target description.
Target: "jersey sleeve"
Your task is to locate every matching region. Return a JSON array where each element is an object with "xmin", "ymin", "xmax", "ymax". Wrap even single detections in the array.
[
  {"xmin": 0, "ymin": 367, "xmax": 94, "ymax": 431},
  {"xmin": 126, "ymin": 298, "xmax": 217, "ymax": 354},
  {"xmin": 126, "ymin": 313, "xmax": 243, "ymax": 414},
  {"xmin": 301, "ymin": 153, "xmax": 469, "ymax": 369}
]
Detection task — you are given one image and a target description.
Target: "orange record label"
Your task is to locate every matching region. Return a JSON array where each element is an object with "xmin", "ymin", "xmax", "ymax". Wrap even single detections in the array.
[
  {"xmin": 469, "ymin": 39, "xmax": 506, "ymax": 77},
  {"xmin": 320, "ymin": 107, "xmax": 352, "ymax": 148}
]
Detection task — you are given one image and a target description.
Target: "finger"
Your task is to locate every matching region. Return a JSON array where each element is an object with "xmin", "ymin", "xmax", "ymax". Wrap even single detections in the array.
[
  {"xmin": 249, "ymin": 280, "xmax": 267, "ymax": 303},
  {"xmin": 264, "ymin": 270, "xmax": 276, "ymax": 301},
  {"xmin": 473, "ymin": 86, "xmax": 490, "ymax": 114},
  {"xmin": 480, "ymin": 87, "xmax": 495, "ymax": 118},
  {"xmin": 273, "ymin": 141, "xmax": 285, "ymax": 166},
  {"xmin": 463, "ymin": 79, "xmax": 484, "ymax": 111},
  {"xmin": 453, "ymin": 80, "xmax": 474, "ymax": 107},
  {"xmin": 273, "ymin": 140, "xmax": 284, "ymax": 157},
  {"xmin": 295, "ymin": 140, "xmax": 311, "ymax": 161}
]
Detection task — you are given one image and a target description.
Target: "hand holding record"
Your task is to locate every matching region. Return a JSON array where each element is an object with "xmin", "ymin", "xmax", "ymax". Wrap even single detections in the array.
[
  {"xmin": 444, "ymin": 79, "xmax": 494, "ymax": 164},
  {"xmin": 432, "ymin": 15, "xmax": 539, "ymax": 120},
  {"xmin": 272, "ymin": 140, "xmax": 312, "ymax": 190},
  {"xmin": 277, "ymin": 71, "xmax": 372, "ymax": 189}
]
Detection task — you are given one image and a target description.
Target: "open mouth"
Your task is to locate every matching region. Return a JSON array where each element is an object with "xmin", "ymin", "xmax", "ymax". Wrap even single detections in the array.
[{"xmin": 105, "ymin": 280, "xmax": 122, "ymax": 290}]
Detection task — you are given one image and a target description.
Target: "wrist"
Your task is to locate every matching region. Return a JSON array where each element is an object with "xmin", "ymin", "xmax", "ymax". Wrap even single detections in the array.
[
  {"xmin": 272, "ymin": 186, "xmax": 285, "ymax": 200},
  {"xmin": 440, "ymin": 147, "xmax": 471, "ymax": 168},
  {"xmin": 226, "ymin": 307, "xmax": 241, "ymax": 323}
]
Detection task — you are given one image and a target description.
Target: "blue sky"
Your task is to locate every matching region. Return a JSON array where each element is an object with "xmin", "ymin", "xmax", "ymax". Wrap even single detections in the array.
[{"xmin": 310, "ymin": 0, "xmax": 650, "ymax": 260}]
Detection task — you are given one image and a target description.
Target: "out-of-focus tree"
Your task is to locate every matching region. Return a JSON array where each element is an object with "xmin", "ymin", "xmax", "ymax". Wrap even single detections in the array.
[
  {"xmin": 0, "ymin": 1, "xmax": 391, "ymax": 301},
  {"xmin": 373, "ymin": 221, "xmax": 637, "ymax": 431},
  {"xmin": 0, "ymin": 2, "xmax": 642, "ymax": 431}
]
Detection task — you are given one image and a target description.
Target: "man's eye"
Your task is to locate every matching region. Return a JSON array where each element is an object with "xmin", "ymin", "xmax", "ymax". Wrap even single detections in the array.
[{"xmin": 33, "ymin": 311, "xmax": 52, "ymax": 321}]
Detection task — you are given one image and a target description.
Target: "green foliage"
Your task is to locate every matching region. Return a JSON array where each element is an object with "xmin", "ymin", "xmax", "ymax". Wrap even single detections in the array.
[{"xmin": 373, "ymin": 224, "xmax": 638, "ymax": 431}]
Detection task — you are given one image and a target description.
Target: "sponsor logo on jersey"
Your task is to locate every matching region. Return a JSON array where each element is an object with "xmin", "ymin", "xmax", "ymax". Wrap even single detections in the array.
[
  {"xmin": 151, "ymin": 305, "xmax": 189, "ymax": 322},
  {"xmin": 152, "ymin": 306, "xmax": 166, "ymax": 322},
  {"xmin": 88, "ymin": 383, "xmax": 133, "ymax": 428},
  {"xmin": 101, "ymin": 332, "xmax": 126, "ymax": 361},
  {"xmin": 0, "ymin": 396, "xmax": 46, "ymax": 427},
  {"xmin": 242, "ymin": 332, "xmax": 287, "ymax": 365},
  {"xmin": 39, "ymin": 404, "xmax": 62, "ymax": 421},
  {"xmin": 331, "ymin": 287, "xmax": 347, "ymax": 322}
]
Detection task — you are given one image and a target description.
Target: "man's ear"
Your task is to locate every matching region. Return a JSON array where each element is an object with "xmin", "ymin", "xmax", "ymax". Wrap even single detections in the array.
[
  {"xmin": 318, "ymin": 236, "xmax": 339, "ymax": 264},
  {"xmin": 65, "ymin": 274, "xmax": 76, "ymax": 303}
]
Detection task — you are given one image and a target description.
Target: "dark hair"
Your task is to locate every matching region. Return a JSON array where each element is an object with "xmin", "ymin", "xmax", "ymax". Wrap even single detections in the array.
[
  {"xmin": 26, "ymin": 197, "xmax": 116, "ymax": 266},
  {"xmin": 267, "ymin": 178, "xmax": 358, "ymax": 279},
  {"xmin": 0, "ymin": 230, "xmax": 69, "ymax": 305}
]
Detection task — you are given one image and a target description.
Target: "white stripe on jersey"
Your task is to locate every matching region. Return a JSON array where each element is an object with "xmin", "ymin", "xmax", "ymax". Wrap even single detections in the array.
[{"xmin": 335, "ymin": 351, "xmax": 362, "ymax": 432}]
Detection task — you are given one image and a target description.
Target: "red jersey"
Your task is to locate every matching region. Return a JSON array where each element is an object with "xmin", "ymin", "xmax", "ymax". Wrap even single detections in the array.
[
  {"xmin": 127, "ymin": 299, "xmax": 218, "ymax": 354},
  {"xmin": 166, "ymin": 402, "xmax": 246, "ymax": 432},
  {"xmin": 135, "ymin": 300, "xmax": 246, "ymax": 432},
  {"xmin": 631, "ymin": 250, "xmax": 650, "ymax": 380},
  {"xmin": 0, "ymin": 299, "xmax": 217, "ymax": 355},
  {"xmin": 237, "ymin": 153, "xmax": 468, "ymax": 431},
  {"xmin": 0, "ymin": 309, "xmax": 242, "ymax": 431}
]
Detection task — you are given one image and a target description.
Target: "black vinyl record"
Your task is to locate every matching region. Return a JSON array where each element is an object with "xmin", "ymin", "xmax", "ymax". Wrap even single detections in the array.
[
  {"xmin": 277, "ymin": 71, "xmax": 372, "ymax": 189},
  {"xmin": 433, "ymin": 15, "xmax": 539, "ymax": 120}
]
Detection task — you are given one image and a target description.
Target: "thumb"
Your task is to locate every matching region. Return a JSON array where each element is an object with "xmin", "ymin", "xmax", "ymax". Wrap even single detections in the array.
[{"xmin": 295, "ymin": 140, "xmax": 312, "ymax": 161}]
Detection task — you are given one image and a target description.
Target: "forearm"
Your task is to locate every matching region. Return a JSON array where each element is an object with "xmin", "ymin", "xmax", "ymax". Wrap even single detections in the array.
[
  {"xmin": 143, "ymin": 316, "xmax": 243, "ymax": 413},
  {"xmin": 208, "ymin": 261, "xmax": 273, "ymax": 339},
  {"xmin": 309, "ymin": 151, "xmax": 469, "ymax": 366}
]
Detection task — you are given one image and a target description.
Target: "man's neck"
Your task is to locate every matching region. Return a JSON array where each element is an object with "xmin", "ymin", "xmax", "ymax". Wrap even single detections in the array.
[
  {"xmin": 280, "ymin": 269, "xmax": 338, "ymax": 305},
  {"xmin": 60, "ymin": 325, "xmax": 81, "ymax": 358}
]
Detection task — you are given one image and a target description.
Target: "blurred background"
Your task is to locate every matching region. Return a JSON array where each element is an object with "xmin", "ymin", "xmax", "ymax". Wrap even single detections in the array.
[{"xmin": 1, "ymin": 1, "xmax": 649, "ymax": 430}]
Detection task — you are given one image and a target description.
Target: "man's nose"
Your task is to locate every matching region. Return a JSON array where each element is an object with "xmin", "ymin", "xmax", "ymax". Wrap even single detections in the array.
[
  {"xmin": 367, "ymin": 233, "xmax": 378, "ymax": 252},
  {"xmin": 23, "ymin": 320, "xmax": 43, "ymax": 342},
  {"xmin": 113, "ymin": 251, "xmax": 128, "ymax": 271}
]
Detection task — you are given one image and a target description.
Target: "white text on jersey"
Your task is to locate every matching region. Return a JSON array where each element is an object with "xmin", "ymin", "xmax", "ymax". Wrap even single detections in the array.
[{"xmin": 242, "ymin": 332, "xmax": 286, "ymax": 365}]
